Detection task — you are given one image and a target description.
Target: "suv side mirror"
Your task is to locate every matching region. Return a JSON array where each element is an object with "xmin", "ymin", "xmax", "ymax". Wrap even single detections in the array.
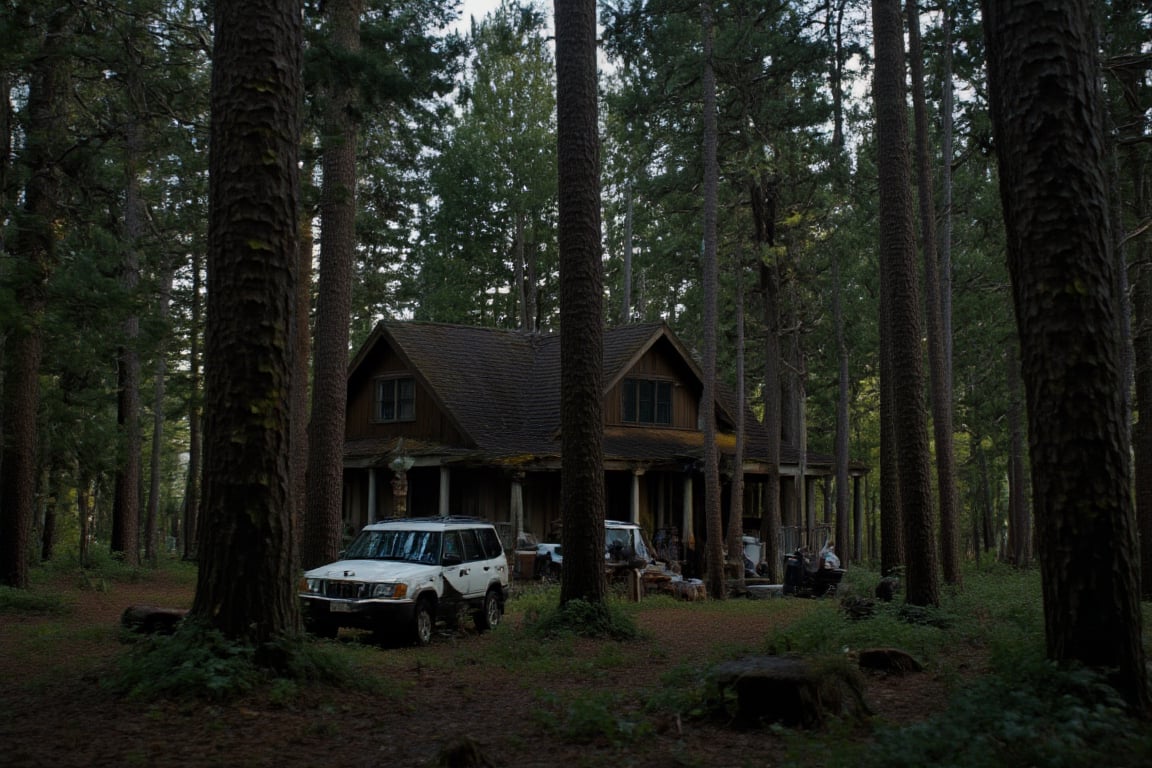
[{"xmin": 443, "ymin": 553, "xmax": 463, "ymax": 566}]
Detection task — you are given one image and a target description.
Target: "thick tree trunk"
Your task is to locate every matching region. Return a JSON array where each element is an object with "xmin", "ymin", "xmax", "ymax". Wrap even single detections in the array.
[
  {"xmin": 701, "ymin": 0, "xmax": 724, "ymax": 600},
  {"xmin": 906, "ymin": 0, "xmax": 960, "ymax": 586},
  {"xmin": 758, "ymin": 256, "xmax": 782, "ymax": 583},
  {"xmin": 873, "ymin": 0, "xmax": 938, "ymax": 606},
  {"xmin": 145, "ymin": 261, "xmax": 176, "ymax": 565},
  {"xmin": 984, "ymin": 0, "xmax": 1149, "ymax": 712},
  {"xmin": 555, "ymin": 0, "xmax": 607, "ymax": 607},
  {"xmin": 302, "ymin": 0, "xmax": 363, "ymax": 570},
  {"xmin": 112, "ymin": 114, "xmax": 143, "ymax": 568},
  {"xmin": 0, "ymin": 8, "xmax": 70, "ymax": 588},
  {"xmin": 191, "ymin": 0, "xmax": 304, "ymax": 650}
]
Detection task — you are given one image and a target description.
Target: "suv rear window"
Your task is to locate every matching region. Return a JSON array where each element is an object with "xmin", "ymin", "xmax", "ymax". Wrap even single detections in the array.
[{"xmin": 476, "ymin": 527, "xmax": 504, "ymax": 560}]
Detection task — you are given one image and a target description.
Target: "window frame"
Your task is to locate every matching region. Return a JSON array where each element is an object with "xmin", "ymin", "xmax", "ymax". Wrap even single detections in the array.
[
  {"xmin": 621, "ymin": 377, "xmax": 673, "ymax": 426},
  {"xmin": 374, "ymin": 375, "xmax": 416, "ymax": 423}
]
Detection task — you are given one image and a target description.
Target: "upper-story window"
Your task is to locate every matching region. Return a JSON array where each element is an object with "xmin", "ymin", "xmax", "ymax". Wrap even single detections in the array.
[
  {"xmin": 375, "ymin": 376, "xmax": 415, "ymax": 422},
  {"xmin": 622, "ymin": 378, "xmax": 673, "ymax": 425}
]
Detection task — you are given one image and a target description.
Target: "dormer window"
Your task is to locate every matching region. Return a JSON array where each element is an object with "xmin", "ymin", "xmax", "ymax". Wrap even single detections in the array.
[
  {"xmin": 622, "ymin": 378, "xmax": 672, "ymax": 425},
  {"xmin": 375, "ymin": 376, "xmax": 415, "ymax": 422}
]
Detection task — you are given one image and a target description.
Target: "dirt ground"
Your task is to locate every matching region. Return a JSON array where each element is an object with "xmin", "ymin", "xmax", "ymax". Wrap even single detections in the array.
[{"xmin": 0, "ymin": 569, "xmax": 950, "ymax": 768}]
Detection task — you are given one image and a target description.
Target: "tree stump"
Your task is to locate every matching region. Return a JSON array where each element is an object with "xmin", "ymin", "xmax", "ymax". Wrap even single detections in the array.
[
  {"xmin": 708, "ymin": 656, "xmax": 859, "ymax": 728},
  {"xmin": 857, "ymin": 647, "xmax": 924, "ymax": 676},
  {"xmin": 120, "ymin": 605, "xmax": 188, "ymax": 635}
]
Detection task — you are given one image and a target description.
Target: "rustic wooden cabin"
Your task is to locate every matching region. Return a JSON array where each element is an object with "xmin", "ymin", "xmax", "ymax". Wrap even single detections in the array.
[{"xmin": 340, "ymin": 321, "xmax": 867, "ymax": 573}]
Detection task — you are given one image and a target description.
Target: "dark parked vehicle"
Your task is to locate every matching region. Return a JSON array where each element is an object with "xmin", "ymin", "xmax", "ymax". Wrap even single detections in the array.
[{"xmin": 782, "ymin": 541, "xmax": 845, "ymax": 598}]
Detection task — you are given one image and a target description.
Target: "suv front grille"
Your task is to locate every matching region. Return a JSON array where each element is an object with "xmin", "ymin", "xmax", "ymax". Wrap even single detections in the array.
[{"xmin": 323, "ymin": 581, "xmax": 367, "ymax": 599}]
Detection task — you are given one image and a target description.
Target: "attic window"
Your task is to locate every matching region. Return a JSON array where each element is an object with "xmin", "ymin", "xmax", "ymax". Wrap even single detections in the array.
[
  {"xmin": 375, "ymin": 376, "xmax": 415, "ymax": 423},
  {"xmin": 622, "ymin": 378, "xmax": 672, "ymax": 425}
]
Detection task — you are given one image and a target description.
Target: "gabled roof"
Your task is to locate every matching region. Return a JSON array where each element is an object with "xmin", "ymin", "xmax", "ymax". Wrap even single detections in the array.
[
  {"xmin": 346, "ymin": 320, "xmax": 861, "ymax": 473},
  {"xmin": 350, "ymin": 321, "xmax": 729, "ymax": 457}
]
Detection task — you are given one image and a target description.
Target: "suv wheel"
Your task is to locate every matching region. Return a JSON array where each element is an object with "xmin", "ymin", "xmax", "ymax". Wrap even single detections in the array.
[
  {"xmin": 474, "ymin": 589, "xmax": 502, "ymax": 632},
  {"xmin": 411, "ymin": 597, "xmax": 434, "ymax": 646}
]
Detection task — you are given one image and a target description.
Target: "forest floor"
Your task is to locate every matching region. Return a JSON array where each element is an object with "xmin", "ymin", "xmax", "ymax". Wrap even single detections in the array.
[{"xmin": 0, "ymin": 563, "xmax": 958, "ymax": 768}]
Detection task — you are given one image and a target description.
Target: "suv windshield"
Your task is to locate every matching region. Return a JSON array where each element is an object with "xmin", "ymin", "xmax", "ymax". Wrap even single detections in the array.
[{"xmin": 344, "ymin": 529, "xmax": 442, "ymax": 564}]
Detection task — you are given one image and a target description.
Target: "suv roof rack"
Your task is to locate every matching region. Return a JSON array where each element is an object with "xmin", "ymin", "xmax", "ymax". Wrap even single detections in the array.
[{"xmin": 372, "ymin": 515, "xmax": 490, "ymax": 524}]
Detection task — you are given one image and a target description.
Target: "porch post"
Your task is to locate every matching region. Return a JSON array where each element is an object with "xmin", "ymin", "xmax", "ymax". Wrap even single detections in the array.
[
  {"xmin": 439, "ymin": 466, "xmax": 451, "ymax": 517},
  {"xmin": 853, "ymin": 475, "xmax": 864, "ymax": 563},
  {"xmin": 367, "ymin": 468, "xmax": 377, "ymax": 523},
  {"xmin": 510, "ymin": 470, "xmax": 525, "ymax": 539},
  {"xmin": 630, "ymin": 469, "xmax": 644, "ymax": 524},
  {"xmin": 682, "ymin": 474, "xmax": 694, "ymax": 554}
]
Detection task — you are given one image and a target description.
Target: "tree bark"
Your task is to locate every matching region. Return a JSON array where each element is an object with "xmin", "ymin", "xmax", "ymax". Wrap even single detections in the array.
[
  {"xmin": 983, "ymin": 0, "xmax": 1149, "ymax": 712},
  {"xmin": 873, "ymin": 0, "xmax": 938, "ymax": 606},
  {"xmin": 0, "ymin": 7, "xmax": 70, "ymax": 588},
  {"xmin": 191, "ymin": 0, "xmax": 304, "ymax": 650},
  {"xmin": 183, "ymin": 249, "xmax": 203, "ymax": 562},
  {"xmin": 832, "ymin": 247, "xmax": 850, "ymax": 569},
  {"xmin": 755, "ymin": 178, "xmax": 783, "ymax": 582},
  {"xmin": 302, "ymin": 0, "xmax": 363, "ymax": 570},
  {"xmin": 701, "ymin": 0, "xmax": 725, "ymax": 600},
  {"xmin": 906, "ymin": 0, "xmax": 960, "ymax": 585},
  {"xmin": 554, "ymin": 0, "xmax": 607, "ymax": 607}
]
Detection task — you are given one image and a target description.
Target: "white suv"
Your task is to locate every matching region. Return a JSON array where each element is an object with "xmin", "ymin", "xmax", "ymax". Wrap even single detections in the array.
[{"xmin": 299, "ymin": 516, "xmax": 510, "ymax": 645}]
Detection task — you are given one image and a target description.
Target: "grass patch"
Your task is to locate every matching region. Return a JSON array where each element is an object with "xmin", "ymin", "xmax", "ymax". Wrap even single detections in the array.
[{"xmin": 0, "ymin": 585, "xmax": 70, "ymax": 616}]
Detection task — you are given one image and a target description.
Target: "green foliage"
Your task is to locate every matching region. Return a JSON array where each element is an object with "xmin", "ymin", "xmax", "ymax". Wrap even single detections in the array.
[
  {"xmin": 524, "ymin": 598, "xmax": 641, "ymax": 642},
  {"xmin": 111, "ymin": 621, "xmax": 369, "ymax": 702},
  {"xmin": 854, "ymin": 657, "xmax": 1152, "ymax": 768},
  {"xmin": 0, "ymin": 586, "xmax": 69, "ymax": 616}
]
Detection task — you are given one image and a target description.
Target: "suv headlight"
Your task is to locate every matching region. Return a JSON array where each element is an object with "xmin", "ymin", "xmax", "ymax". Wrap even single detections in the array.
[
  {"xmin": 370, "ymin": 583, "xmax": 408, "ymax": 599},
  {"xmin": 300, "ymin": 577, "xmax": 323, "ymax": 594}
]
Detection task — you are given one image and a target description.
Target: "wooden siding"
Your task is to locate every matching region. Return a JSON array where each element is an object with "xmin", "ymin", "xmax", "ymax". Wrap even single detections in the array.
[
  {"xmin": 604, "ymin": 343, "xmax": 699, "ymax": 429},
  {"xmin": 346, "ymin": 348, "xmax": 467, "ymax": 445}
]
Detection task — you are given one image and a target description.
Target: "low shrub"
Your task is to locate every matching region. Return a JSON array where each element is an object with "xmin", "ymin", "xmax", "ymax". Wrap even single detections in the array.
[
  {"xmin": 523, "ymin": 597, "xmax": 640, "ymax": 641},
  {"xmin": 111, "ymin": 621, "xmax": 369, "ymax": 701}
]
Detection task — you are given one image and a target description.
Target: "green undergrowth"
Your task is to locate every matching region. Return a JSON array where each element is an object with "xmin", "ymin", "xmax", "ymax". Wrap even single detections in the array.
[
  {"xmin": 0, "ymin": 585, "xmax": 70, "ymax": 616},
  {"xmin": 111, "ymin": 621, "xmax": 378, "ymax": 702},
  {"xmin": 763, "ymin": 563, "xmax": 1152, "ymax": 768},
  {"xmin": 521, "ymin": 595, "xmax": 642, "ymax": 641},
  {"xmin": 847, "ymin": 653, "xmax": 1152, "ymax": 768}
]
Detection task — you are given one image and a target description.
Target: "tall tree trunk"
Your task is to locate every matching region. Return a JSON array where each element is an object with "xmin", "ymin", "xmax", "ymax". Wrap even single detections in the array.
[
  {"xmin": 183, "ymin": 249, "xmax": 203, "ymax": 561},
  {"xmin": 292, "ymin": 209, "xmax": 314, "ymax": 556},
  {"xmin": 832, "ymin": 247, "xmax": 850, "ymax": 569},
  {"xmin": 302, "ymin": 0, "xmax": 363, "ymax": 570},
  {"xmin": 725, "ymin": 263, "xmax": 747, "ymax": 589},
  {"xmin": 144, "ymin": 261, "xmax": 176, "ymax": 565},
  {"xmin": 621, "ymin": 185, "xmax": 634, "ymax": 323},
  {"xmin": 555, "ymin": 0, "xmax": 607, "ymax": 607},
  {"xmin": 701, "ymin": 0, "xmax": 724, "ymax": 600},
  {"xmin": 112, "ymin": 115, "xmax": 144, "ymax": 568},
  {"xmin": 77, "ymin": 471, "xmax": 92, "ymax": 569},
  {"xmin": 1109, "ymin": 0, "xmax": 1152, "ymax": 600},
  {"xmin": 0, "ymin": 8, "xmax": 70, "ymax": 588},
  {"xmin": 873, "ymin": 0, "xmax": 939, "ymax": 606},
  {"xmin": 752, "ymin": 173, "xmax": 781, "ymax": 581},
  {"xmin": 906, "ymin": 0, "xmax": 960, "ymax": 585},
  {"xmin": 983, "ymin": 0, "xmax": 1149, "ymax": 712},
  {"xmin": 1005, "ymin": 343, "xmax": 1029, "ymax": 566},
  {"xmin": 191, "ymin": 0, "xmax": 304, "ymax": 651}
]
